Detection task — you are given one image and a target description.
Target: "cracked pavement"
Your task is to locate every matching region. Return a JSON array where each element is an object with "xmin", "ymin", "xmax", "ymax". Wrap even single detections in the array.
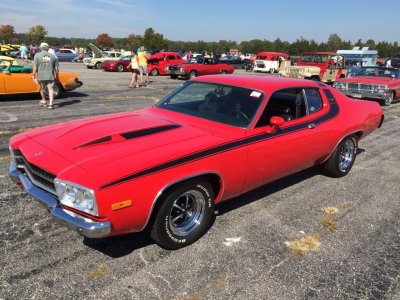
[{"xmin": 0, "ymin": 63, "xmax": 399, "ymax": 299}]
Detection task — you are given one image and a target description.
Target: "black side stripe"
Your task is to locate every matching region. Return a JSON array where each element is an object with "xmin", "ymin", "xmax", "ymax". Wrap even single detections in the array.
[{"xmin": 100, "ymin": 94, "xmax": 339, "ymax": 190}]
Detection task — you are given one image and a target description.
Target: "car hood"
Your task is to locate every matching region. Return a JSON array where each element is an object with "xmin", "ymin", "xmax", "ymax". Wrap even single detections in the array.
[
  {"xmin": 337, "ymin": 76, "xmax": 395, "ymax": 84},
  {"xmin": 22, "ymin": 107, "xmax": 239, "ymax": 172},
  {"xmin": 88, "ymin": 43, "xmax": 104, "ymax": 58}
]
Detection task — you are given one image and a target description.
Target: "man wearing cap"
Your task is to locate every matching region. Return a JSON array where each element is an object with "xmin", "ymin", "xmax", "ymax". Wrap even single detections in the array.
[{"xmin": 32, "ymin": 42, "xmax": 59, "ymax": 109}]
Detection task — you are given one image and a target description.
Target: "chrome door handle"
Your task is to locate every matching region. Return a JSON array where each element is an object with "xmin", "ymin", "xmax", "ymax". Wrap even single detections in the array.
[{"xmin": 308, "ymin": 123, "xmax": 316, "ymax": 129}]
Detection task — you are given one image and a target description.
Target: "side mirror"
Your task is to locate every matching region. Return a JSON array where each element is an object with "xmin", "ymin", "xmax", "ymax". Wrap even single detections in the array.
[{"xmin": 270, "ymin": 116, "xmax": 285, "ymax": 127}]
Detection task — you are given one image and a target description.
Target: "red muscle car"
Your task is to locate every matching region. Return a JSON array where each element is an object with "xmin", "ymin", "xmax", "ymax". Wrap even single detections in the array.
[
  {"xmin": 168, "ymin": 57, "xmax": 234, "ymax": 79},
  {"xmin": 100, "ymin": 55, "xmax": 132, "ymax": 72},
  {"xmin": 9, "ymin": 75, "xmax": 383, "ymax": 249},
  {"xmin": 147, "ymin": 52, "xmax": 186, "ymax": 76},
  {"xmin": 333, "ymin": 66, "xmax": 400, "ymax": 106}
]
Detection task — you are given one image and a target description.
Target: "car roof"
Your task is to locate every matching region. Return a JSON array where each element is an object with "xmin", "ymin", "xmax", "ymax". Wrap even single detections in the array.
[{"xmin": 192, "ymin": 75, "xmax": 325, "ymax": 93}]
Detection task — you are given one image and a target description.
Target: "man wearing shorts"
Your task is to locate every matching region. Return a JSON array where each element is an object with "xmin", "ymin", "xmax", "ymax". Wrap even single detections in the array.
[
  {"xmin": 138, "ymin": 46, "xmax": 149, "ymax": 85},
  {"xmin": 32, "ymin": 42, "xmax": 59, "ymax": 109},
  {"xmin": 19, "ymin": 44, "xmax": 28, "ymax": 63}
]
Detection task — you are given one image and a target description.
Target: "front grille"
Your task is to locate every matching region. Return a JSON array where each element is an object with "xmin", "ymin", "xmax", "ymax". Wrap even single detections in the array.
[
  {"xmin": 360, "ymin": 84, "xmax": 372, "ymax": 91},
  {"xmin": 12, "ymin": 149, "xmax": 57, "ymax": 195},
  {"xmin": 346, "ymin": 83, "xmax": 374, "ymax": 92},
  {"xmin": 169, "ymin": 66, "xmax": 179, "ymax": 71},
  {"xmin": 348, "ymin": 83, "xmax": 359, "ymax": 90}
]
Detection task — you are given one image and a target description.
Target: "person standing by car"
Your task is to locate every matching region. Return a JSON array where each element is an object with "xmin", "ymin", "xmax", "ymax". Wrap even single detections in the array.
[
  {"xmin": 138, "ymin": 46, "xmax": 149, "ymax": 85},
  {"xmin": 127, "ymin": 50, "xmax": 140, "ymax": 88},
  {"xmin": 32, "ymin": 42, "xmax": 59, "ymax": 109},
  {"xmin": 19, "ymin": 43, "xmax": 28, "ymax": 63}
]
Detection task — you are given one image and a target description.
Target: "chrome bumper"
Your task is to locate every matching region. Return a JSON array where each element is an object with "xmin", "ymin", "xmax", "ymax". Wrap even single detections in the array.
[
  {"xmin": 9, "ymin": 160, "xmax": 111, "ymax": 239},
  {"xmin": 169, "ymin": 70, "xmax": 186, "ymax": 75},
  {"xmin": 338, "ymin": 89, "xmax": 391, "ymax": 100}
]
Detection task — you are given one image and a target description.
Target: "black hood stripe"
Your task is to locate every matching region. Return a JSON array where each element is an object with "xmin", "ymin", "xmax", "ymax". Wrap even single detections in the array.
[
  {"xmin": 100, "ymin": 92, "xmax": 339, "ymax": 190},
  {"xmin": 76, "ymin": 125, "xmax": 180, "ymax": 149}
]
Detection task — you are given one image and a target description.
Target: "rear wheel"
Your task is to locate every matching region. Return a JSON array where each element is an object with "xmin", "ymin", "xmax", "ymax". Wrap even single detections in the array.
[
  {"xmin": 116, "ymin": 64, "xmax": 124, "ymax": 72},
  {"xmin": 95, "ymin": 62, "xmax": 101, "ymax": 69},
  {"xmin": 321, "ymin": 135, "xmax": 358, "ymax": 177},
  {"xmin": 150, "ymin": 181, "xmax": 215, "ymax": 249},
  {"xmin": 269, "ymin": 68, "xmax": 275, "ymax": 73}
]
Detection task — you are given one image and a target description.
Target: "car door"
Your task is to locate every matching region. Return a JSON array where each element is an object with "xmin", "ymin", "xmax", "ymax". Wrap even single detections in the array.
[
  {"xmin": 243, "ymin": 87, "xmax": 332, "ymax": 192},
  {"xmin": 3, "ymin": 71, "xmax": 38, "ymax": 94}
]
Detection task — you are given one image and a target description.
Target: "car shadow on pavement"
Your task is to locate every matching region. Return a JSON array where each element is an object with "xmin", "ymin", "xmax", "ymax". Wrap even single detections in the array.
[
  {"xmin": 56, "ymin": 99, "xmax": 82, "ymax": 108},
  {"xmin": 215, "ymin": 166, "xmax": 321, "ymax": 216},
  {"xmin": 83, "ymin": 231, "xmax": 153, "ymax": 258}
]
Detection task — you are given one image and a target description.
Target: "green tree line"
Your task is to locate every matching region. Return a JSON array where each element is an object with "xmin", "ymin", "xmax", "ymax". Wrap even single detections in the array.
[{"xmin": 1, "ymin": 24, "xmax": 399, "ymax": 58}]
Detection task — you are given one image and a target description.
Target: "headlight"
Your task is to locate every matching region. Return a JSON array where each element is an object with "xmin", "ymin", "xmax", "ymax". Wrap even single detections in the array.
[
  {"xmin": 164, "ymin": 66, "xmax": 169, "ymax": 72},
  {"xmin": 298, "ymin": 68, "xmax": 305, "ymax": 74},
  {"xmin": 180, "ymin": 68, "xmax": 185, "ymax": 72},
  {"xmin": 54, "ymin": 179, "xmax": 98, "ymax": 216},
  {"xmin": 333, "ymin": 82, "xmax": 345, "ymax": 89}
]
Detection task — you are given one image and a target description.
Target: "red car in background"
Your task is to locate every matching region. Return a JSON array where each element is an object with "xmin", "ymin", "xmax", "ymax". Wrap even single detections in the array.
[
  {"xmin": 168, "ymin": 57, "xmax": 234, "ymax": 79},
  {"xmin": 9, "ymin": 75, "xmax": 383, "ymax": 249},
  {"xmin": 333, "ymin": 66, "xmax": 400, "ymax": 106},
  {"xmin": 147, "ymin": 52, "xmax": 186, "ymax": 76},
  {"xmin": 100, "ymin": 55, "xmax": 132, "ymax": 72}
]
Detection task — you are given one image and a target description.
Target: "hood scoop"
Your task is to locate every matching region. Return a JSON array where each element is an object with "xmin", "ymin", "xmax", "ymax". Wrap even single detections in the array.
[{"xmin": 75, "ymin": 124, "xmax": 180, "ymax": 149}]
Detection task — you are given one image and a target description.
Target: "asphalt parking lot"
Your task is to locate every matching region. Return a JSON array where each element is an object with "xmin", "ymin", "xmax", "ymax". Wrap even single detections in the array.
[{"xmin": 0, "ymin": 62, "xmax": 399, "ymax": 300}]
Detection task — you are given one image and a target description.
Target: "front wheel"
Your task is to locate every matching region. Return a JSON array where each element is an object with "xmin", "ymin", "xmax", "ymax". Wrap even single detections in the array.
[
  {"xmin": 189, "ymin": 70, "xmax": 197, "ymax": 79},
  {"xmin": 269, "ymin": 68, "xmax": 275, "ymax": 73},
  {"xmin": 95, "ymin": 62, "xmax": 101, "ymax": 69},
  {"xmin": 150, "ymin": 181, "xmax": 215, "ymax": 249},
  {"xmin": 42, "ymin": 83, "xmax": 62, "ymax": 99},
  {"xmin": 382, "ymin": 91, "xmax": 394, "ymax": 106},
  {"xmin": 321, "ymin": 135, "xmax": 358, "ymax": 177},
  {"xmin": 150, "ymin": 68, "xmax": 159, "ymax": 76},
  {"xmin": 116, "ymin": 64, "xmax": 124, "ymax": 72}
]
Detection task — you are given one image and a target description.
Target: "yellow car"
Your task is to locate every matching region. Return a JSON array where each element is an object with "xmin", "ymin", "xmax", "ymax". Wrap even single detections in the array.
[
  {"xmin": 0, "ymin": 60, "xmax": 83, "ymax": 98},
  {"xmin": 0, "ymin": 55, "xmax": 18, "ymax": 66}
]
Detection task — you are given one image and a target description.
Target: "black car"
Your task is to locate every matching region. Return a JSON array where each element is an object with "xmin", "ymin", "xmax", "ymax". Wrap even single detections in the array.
[{"xmin": 218, "ymin": 55, "xmax": 243, "ymax": 68}]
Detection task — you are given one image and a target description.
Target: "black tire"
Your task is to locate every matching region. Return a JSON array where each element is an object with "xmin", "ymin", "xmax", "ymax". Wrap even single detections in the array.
[
  {"xmin": 42, "ymin": 83, "xmax": 62, "ymax": 99},
  {"xmin": 116, "ymin": 64, "xmax": 124, "ymax": 72},
  {"xmin": 170, "ymin": 74, "xmax": 178, "ymax": 79},
  {"xmin": 150, "ymin": 181, "xmax": 215, "ymax": 249},
  {"xmin": 189, "ymin": 70, "xmax": 197, "ymax": 79},
  {"xmin": 381, "ymin": 91, "xmax": 394, "ymax": 106},
  {"xmin": 95, "ymin": 62, "xmax": 101, "ymax": 69},
  {"xmin": 269, "ymin": 68, "xmax": 275, "ymax": 73},
  {"xmin": 150, "ymin": 68, "xmax": 159, "ymax": 76},
  {"xmin": 321, "ymin": 135, "xmax": 358, "ymax": 178}
]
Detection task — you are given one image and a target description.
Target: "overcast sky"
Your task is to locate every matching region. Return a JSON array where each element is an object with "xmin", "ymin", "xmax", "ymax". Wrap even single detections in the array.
[{"xmin": 1, "ymin": 0, "xmax": 399, "ymax": 43}]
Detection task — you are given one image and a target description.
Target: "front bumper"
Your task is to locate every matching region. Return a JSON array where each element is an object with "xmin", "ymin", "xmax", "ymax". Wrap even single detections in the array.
[
  {"xmin": 9, "ymin": 159, "xmax": 111, "ymax": 239},
  {"xmin": 169, "ymin": 70, "xmax": 186, "ymax": 75},
  {"xmin": 64, "ymin": 80, "xmax": 83, "ymax": 90}
]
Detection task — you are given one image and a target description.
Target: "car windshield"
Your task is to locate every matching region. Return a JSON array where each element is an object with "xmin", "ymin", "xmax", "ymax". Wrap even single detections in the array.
[
  {"xmin": 300, "ymin": 54, "xmax": 329, "ymax": 63},
  {"xmin": 353, "ymin": 67, "xmax": 399, "ymax": 78},
  {"xmin": 155, "ymin": 82, "xmax": 264, "ymax": 128}
]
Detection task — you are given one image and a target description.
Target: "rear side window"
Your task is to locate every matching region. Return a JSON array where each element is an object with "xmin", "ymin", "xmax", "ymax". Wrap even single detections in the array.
[
  {"xmin": 256, "ymin": 88, "xmax": 323, "ymax": 127},
  {"xmin": 304, "ymin": 89, "xmax": 322, "ymax": 114}
]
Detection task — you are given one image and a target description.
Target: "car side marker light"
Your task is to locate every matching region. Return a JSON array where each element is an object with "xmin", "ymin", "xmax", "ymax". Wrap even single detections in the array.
[{"xmin": 111, "ymin": 200, "xmax": 133, "ymax": 211}]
